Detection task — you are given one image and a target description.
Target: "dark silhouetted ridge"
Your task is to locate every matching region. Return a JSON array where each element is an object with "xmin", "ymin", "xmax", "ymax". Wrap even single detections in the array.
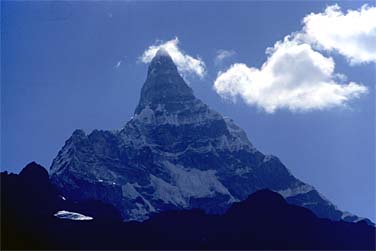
[
  {"xmin": 1, "ymin": 164, "xmax": 375, "ymax": 250},
  {"xmin": 19, "ymin": 161, "xmax": 49, "ymax": 182}
]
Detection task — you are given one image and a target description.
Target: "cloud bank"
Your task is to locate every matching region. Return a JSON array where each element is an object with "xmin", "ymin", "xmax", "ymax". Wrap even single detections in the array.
[
  {"xmin": 215, "ymin": 38, "xmax": 367, "ymax": 113},
  {"xmin": 302, "ymin": 4, "xmax": 376, "ymax": 64},
  {"xmin": 140, "ymin": 37, "xmax": 206, "ymax": 78},
  {"xmin": 214, "ymin": 4, "xmax": 371, "ymax": 113}
]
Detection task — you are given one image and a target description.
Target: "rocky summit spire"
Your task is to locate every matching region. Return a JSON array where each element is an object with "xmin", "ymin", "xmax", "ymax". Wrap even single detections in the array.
[
  {"xmin": 135, "ymin": 49, "xmax": 195, "ymax": 114},
  {"xmin": 50, "ymin": 47, "xmax": 365, "ymax": 224}
]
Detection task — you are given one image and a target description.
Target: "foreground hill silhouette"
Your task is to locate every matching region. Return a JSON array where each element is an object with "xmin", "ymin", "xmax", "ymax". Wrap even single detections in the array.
[{"xmin": 1, "ymin": 162, "xmax": 375, "ymax": 250}]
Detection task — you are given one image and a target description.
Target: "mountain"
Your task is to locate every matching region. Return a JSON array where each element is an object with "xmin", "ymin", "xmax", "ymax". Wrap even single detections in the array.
[
  {"xmin": 0, "ymin": 162, "xmax": 122, "ymax": 223},
  {"xmin": 2, "ymin": 164, "xmax": 375, "ymax": 250},
  {"xmin": 50, "ymin": 49, "xmax": 365, "ymax": 223}
]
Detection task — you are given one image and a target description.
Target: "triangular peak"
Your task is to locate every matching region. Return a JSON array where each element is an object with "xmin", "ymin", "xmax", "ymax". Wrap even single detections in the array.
[{"xmin": 135, "ymin": 50, "xmax": 195, "ymax": 114}]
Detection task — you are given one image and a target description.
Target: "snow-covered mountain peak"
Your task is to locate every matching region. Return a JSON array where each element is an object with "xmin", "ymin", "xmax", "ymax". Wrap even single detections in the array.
[
  {"xmin": 135, "ymin": 50, "xmax": 194, "ymax": 115},
  {"xmin": 50, "ymin": 51, "xmax": 364, "ymax": 223}
]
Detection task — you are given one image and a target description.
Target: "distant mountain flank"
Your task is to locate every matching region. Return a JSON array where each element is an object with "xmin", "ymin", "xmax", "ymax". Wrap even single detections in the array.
[{"xmin": 50, "ymin": 49, "xmax": 367, "ymax": 223}]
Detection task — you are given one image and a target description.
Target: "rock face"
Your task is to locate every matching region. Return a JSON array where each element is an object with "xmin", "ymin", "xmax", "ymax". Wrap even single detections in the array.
[{"xmin": 50, "ymin": 50, "xmax": 360, "ymax": 222}]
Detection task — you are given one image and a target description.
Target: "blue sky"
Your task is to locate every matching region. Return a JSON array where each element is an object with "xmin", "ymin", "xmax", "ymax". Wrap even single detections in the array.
[{"xmin": 1, "ymin": 1, "xmax": 375, "ymax": 221}]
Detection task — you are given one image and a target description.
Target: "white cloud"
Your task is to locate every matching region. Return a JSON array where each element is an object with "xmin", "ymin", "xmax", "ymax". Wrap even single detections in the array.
[
  {"xmin": 114, "ymin": 56, "xmax": 126, "ymax": 69},
  {"xmin": 301, "ymin": 4, "xmax": 376, "ymax": 64},
  {"xmin": 215, "ymin": 49, "xmax": 236, "ymax": 65},
  {"xmin": 114, "ymin": 60, "xmax": 122, "ymax": 69},
  {"xmin": 214, "ymin": 4, "xmax": 372, "ymax": 113},
  {"xmin": 140, "ymin": 37, "xmax": 206, "ymax": 78},
  {"xmin": 214, "ymin": 37, "xmax": 367, "ymax": 113}
]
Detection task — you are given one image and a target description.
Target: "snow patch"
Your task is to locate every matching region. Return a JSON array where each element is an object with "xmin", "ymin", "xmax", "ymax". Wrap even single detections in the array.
[
  {"xmin": 235, "ymin": 166, "xmax": 252, "ymax": 176},
  {"xmin": 340, "ymin": 211, "xmax": 365, "ymax": 222},
  {"xmin": 302, "ymin": 201, "xmax": 318, "ymax": 206},
  {"xmin": 341, "ymin": 211, "xmax": 354, "ymax": 219},
  {"xmin": 130, "ymin": 203, "xmax": 153, "ymax": 221},
  {"xmin": 263, "ymin": 155, "xmax": 274, "ymax": 162},
  {"xmin": 121, "ymin": 183, "xmax": 156, "ymax": 215},
  {"xmin": 133, "ymin": 102, "xmax": 222, "ymax": 127},
  {"xmin": 150, "ymin": 162, "xmax": 236, "ymax": 207},
  {"xmin": 137, "ymin": 105, "xmax": 155, "ymax": 124},
  {"xmin": 150, "ymin": 174, "xmax": 186, "ymax": 206},
  {"xmin": 122, "ymin": 183, "xmax": 141, "ymax": 199},
  {"xmin": 164, "ymin": 161, "xmax": 235, "ymax": 202},
  {"xmin": 277, "ymin": 184, "xmax": 314, "ymax": 198},
  {"xmin": 224, "ymin": 118, "xmax": 254, "ymax": 149},
  {"xmin": 54, "ymin": 210, "xmax": 93, "ymax": 221}
]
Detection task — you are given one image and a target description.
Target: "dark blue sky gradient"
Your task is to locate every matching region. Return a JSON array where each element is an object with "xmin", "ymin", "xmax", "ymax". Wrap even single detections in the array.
[{"xmin": 1, "ymin": 1, "xmax": 374, "ymax": 221}]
